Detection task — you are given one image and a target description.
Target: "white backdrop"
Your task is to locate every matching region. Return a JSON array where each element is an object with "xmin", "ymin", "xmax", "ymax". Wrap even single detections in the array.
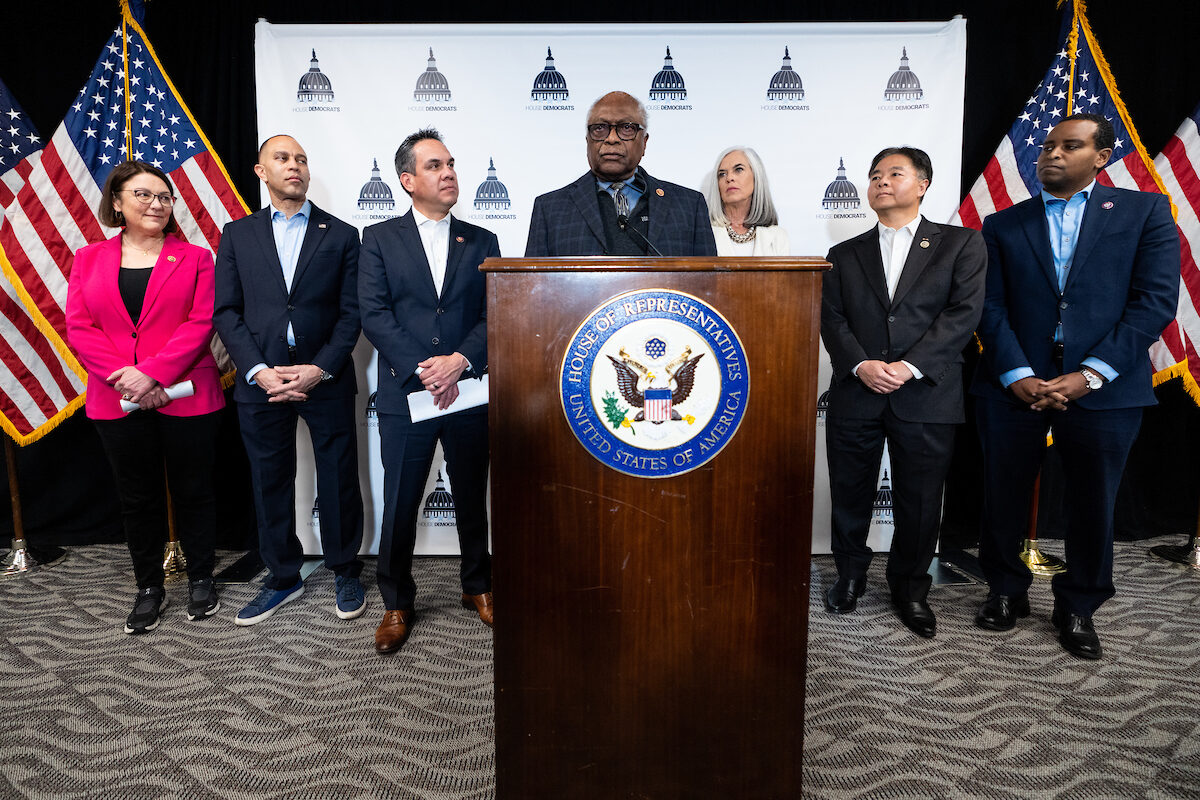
[{"xmin": 253, "ymin": 19, "xmax": 967, "ymax": 555}]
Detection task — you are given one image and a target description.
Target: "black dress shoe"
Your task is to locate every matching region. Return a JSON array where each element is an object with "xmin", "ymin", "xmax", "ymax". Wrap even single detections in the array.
[
  {"xmin": 893, "ymin": 598, "xmax": 936, "ymax": 638},
  {"xmin": 1051, "ymin": 607, "xmax": 1102, "ymax": 660},
  {"xmin": 824, "ymin": 577, "xmax": 866, "ymax": 614},
  {"xmin": 975, "ymin": 592, "xmax": 1031, "ymax": 631}
]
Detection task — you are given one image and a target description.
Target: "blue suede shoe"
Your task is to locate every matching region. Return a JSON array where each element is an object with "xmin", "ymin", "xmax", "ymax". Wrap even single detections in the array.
[
  {"xmin": 234, "ymin": 579, "xmax": 304, "ymax": 626},
  {"xmin": 335, "ymin": 575, "xmax": 366, "ymax": 620}
]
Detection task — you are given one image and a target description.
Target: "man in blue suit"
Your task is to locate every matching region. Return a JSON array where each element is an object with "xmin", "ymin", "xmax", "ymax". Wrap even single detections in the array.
[
  {"xmin": 525, "ymin": 91, "xmax": 717, "ymax": 258},
  {"xmin": 214, "ymin": 134, "xmax": 366, "ymax": 626},
  {"xmin": 971, "ymin": 113, "xmax": 1179, "ymax": 659},
  {"xmin": 359, "ymin": 129, "xmax": 499, "ymax": 654}
]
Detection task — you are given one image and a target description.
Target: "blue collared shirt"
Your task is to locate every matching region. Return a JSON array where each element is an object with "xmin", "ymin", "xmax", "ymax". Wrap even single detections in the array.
[
  {"xmin": 999, "ymin": 182, "xmax": 1117, "ymax": 387},
  {"xmin": 596, "ymin": 175, "xmax": 645, "ymax": 214},
  {"xmin": 246, "ymin": 200, "xmax": 311, "ymax": 384}
]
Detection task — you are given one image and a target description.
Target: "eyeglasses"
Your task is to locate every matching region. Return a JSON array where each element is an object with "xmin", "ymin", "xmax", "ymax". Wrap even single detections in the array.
[
  {"xmin": 121, "ymin": 188, "xmax": 176, "ymax": 207},
  {"xmin": 586, "ymin": 122, "xmax": 645, "ymax": 142}
]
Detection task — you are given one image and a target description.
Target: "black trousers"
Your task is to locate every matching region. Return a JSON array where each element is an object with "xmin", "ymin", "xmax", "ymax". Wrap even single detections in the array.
[
  {"xmin": 237, "ymin": 395, "xmax": 364, "ymax": 589},
  {"xmin": 826, "ymin": 407, "xmax": 956, "ymax": 602},
  {"xmin": 93, "ymin": 410, "xmax": 221, "ymax": 589},
  {"xmin": 377, "ymin": 410, "xmax": 490, "ymax": 611},
  {"xmin": 976, "ymin": 397, "xmax": 1141, "ymax": 617}
]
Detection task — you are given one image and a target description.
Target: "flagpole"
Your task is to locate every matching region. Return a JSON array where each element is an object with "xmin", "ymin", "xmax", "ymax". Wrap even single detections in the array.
[
  {"xmin": 121, "ymin": 1, "xmax": 133, "ymax": 158},
  {"xmin": 1064, "ymin": 0, "xmax": 1078, "ymax": 116},
  {"xmin": 0, "ymin": 438, "xmax": 65, "ymax": 579},
  {"xmin": 1150, "ymin": 498, "xmax": 1200, "ymax": 569}
]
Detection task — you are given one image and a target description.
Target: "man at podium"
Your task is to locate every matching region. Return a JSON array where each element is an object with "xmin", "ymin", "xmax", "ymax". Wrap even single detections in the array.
[{"xmin": 524, "ymin": 90, "xmax": 716, "ymax": 258}]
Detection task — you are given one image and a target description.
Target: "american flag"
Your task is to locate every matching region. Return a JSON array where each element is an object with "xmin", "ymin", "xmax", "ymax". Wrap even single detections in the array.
[
  {"xmin": 0, "ymin": 9, "xmax": 247, "ymax": 444},
  {"xmin": 952, "ymin": 0, "xmax": 1189, "ymax": 392},
  {"xmin": 0, "ymin": 79, "xmax": 87, "ymax": 444},
  {"xmin": 1149, "ymin": 105, "xmax": 1200, "ymax": 401},
  {"xmin": 644, "ymin": 387, "xmax": 672, "ymax": 423}
]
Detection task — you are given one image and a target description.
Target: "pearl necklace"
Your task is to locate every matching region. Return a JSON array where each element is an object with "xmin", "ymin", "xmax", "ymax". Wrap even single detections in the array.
[{"xmin": 725, "ymin": 223, "xmax": 756, "ymax": 244}]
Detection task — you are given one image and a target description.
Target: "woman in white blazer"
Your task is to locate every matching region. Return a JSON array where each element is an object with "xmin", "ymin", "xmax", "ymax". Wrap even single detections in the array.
[{"xmin": 703, "ymin": 146, "xmax": 790, "ymax": 256}]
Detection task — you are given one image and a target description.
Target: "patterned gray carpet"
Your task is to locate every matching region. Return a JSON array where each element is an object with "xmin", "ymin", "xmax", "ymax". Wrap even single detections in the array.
[{"xmin": 0, "ymin": 538, "xmax": 1197, "ymax": 799}]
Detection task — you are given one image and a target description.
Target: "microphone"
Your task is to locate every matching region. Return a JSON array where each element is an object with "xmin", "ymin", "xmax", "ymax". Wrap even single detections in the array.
[{"xmin": 617, "ymin": 214, "xmax": 664, "ymax": 257}]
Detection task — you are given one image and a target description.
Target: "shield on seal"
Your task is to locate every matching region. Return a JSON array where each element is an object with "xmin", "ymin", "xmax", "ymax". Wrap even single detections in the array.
[{"xmin": 644, "ymin": 387, "xmax": 672, "ymax": 423}]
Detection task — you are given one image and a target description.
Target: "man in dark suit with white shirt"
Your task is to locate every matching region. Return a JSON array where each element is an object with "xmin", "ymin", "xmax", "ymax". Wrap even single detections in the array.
[
  {"xmin": 358, "ymin": 128, "xmax": 498, "ymax": 655},
  {"xmin": 214, "ymin": 134, "xmax": 365, "ymax": 626},
  {"xmin": 820, "ymin": 146, "xmax": 987, "ymax": 638},
  {"xmin": 971, "ymin": 114, "xmax": 1179, "ymax": 659},
  {"xmin": 524, "ymin": 91, "xmax": 716, "ymax": 258}
]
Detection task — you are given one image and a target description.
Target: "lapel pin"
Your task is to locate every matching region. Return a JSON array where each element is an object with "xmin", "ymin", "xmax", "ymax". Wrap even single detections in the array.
[
  {"xmin": 319, "ymin": 223, "xmax": 328, "ymax": 228},
  {"xmin": 656, "ymin": 188, "xmax": 665, "ymax": 197},
  {"xmin": 166, "ymin": 255, "xmax": 176, "ymax": 262},
  {"xmin": 919, "ymin": 239, "xmax": 930, "ymax": 248},
  {"xmin": 456, "ymin": 236, "xmax": 465, "ymax": 243},
  {"xmin": 1101, "ymin": 201, "xmax": 1114, "ymax": 209}
]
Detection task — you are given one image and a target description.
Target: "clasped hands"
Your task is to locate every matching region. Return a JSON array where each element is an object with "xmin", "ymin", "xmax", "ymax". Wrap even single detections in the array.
[
  {"xmin": 254, "ymin": 364, "xmax": 324, "ymax": 402},
  {"xmin": 857, "ymin": 360, "xmax": 914, "ymax": 394},
  {"xmin": 108, "ymin": 365, "xmax": 168, "ymax": 410},
  {"xmin": 419, "ymin": 353, "xmax": 469, "ymax": 411},
  {"xmin": 1010, "ymin": 373, "xmax": 1090, "ymax": 411}
]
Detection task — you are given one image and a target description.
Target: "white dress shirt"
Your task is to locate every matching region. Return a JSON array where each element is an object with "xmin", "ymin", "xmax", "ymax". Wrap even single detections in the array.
[
  {"xmin": 852, "ymin": 214, "xmax": 924, "ymax": 381},
  {"xmin": 412, "ymin": 206, "xmax": 451, "ymax": 297}
]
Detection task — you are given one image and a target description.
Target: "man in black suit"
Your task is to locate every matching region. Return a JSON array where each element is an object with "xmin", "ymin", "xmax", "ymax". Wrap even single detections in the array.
[
  {"xmin": 358, "ymin": 128, "xmax": 499, "ymax": 655},
  {"xmin": 972, "ymin": 114, "xmax": 1179, "ymax": 659},
  {"xmin": 820, "ymin": 147, "xmax": 987, "ymax": 638},
  {"xmin": 524, "ymin": 90, "xmax": 716, "ymax": 258},
  {"xmin": 214, "ymin": 134, "xmax": 365, "ymax": 626}
]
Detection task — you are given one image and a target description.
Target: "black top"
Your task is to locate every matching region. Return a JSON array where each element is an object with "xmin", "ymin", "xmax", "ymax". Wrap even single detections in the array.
[{"xmin": 118, "ymin": 267, "xmax": 153, "ymax": 324}]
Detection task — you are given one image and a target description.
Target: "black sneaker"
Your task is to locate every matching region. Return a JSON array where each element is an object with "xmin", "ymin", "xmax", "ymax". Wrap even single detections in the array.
[
  {"xmin": 125, "ymin": 587, "xmax": 168, "ymax": 634},
  {"xmin": 187, "ymin": 578, "xmax": 221, "ymax": 621}
]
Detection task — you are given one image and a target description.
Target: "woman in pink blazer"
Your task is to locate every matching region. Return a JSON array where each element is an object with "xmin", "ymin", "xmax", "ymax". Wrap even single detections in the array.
[{"xmin": 66, "ymin": 161, "xmax": 225, "ymax": 634}]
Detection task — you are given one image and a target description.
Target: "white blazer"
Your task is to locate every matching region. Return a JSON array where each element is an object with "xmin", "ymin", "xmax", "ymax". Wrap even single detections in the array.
[{"xmin": 712, "ymin": 224, "xmax": 790, "ymax": 256}]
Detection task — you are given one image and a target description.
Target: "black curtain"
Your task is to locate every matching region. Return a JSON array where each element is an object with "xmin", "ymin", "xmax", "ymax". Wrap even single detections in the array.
[{"xmin": 4, "ymin": 0, "xmax": 1199, "ymax": 545}]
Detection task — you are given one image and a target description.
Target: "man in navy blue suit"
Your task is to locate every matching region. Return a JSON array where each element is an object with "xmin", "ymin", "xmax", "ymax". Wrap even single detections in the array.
[
  {"xmin": 358, "ymin": 129, "xmax": 499, "ymax": 654},
  {"xmin": 214, "ymin": 134, "xmax": 365, "ymax": 626},
  {"xmin": 971, "ymin": 113, "xmax": 1179, "ymax": 659},
  {"xmin": 525, "ymin": 91, "xmax": 717, "ymax": 258}
]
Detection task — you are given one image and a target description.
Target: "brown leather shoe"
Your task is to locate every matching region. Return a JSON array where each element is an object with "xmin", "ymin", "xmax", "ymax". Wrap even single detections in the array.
[
  {"xmin": 374, "ymin": 609, "xmax": 413, "ymax": 654},
  {"xmin": 461, "ymin": 592, "xmax": 494, "ymax": 627}
]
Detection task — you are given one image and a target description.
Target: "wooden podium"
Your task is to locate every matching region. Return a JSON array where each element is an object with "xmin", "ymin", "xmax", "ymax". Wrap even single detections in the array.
[{"xmin": 482, "ymin": 257, "xmax": 828, "ymax": 798}]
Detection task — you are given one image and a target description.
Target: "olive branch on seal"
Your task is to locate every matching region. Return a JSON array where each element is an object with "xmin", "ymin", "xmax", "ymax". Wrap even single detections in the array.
[{"xmin": 601, "ymin": 391, "xmax": 634, "ymax": 435}]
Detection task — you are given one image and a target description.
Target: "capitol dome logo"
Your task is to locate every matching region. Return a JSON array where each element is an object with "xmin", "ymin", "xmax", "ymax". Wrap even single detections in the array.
[
  {"xmin": 531, "ymin": 47, "xmax": 569, "ymax": 101},
  {"xmin": 421, "ymin": 470, "xmax": 456, "ymax": 527},
  {"xmin": 410, "ymin": 48, "xmax": 456, "ymax": 112},
  {"xmin": 295, "ymin": 49, "xmax": 339, "ymax": 112},
  {"xmin": 762, "ymin": 46, "xmax": 810, "ymax": 112},
  {"xmin": 881, "ymin": 47, "xmax": 928, "ymax": 111},
  {"xmin": 473, "ymin": 158, "xmax": 511, "ymax": 210},
  {"xmin": 560, "ymin": 289, "xmax": 748, "ymax": 478},
  {"xmin": 647, "ymin": 47, "xmax": 691, "ymax": 110},
  {"xmin": 357, "ymin": 159, "xmax": 395, "ymax": 211},
  {"xmin": 816, "ymin": 158, "xmax": 866, "ymax": 221},
  {"xmin": 353, "ymin": 159, "xmax": 401, "ymax": 223}
]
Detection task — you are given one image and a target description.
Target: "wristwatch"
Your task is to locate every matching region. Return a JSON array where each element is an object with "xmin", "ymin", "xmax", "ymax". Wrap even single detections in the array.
[{"xmin": 1079, "ymin": 367, "xmax": 1103, "ymax": 390}]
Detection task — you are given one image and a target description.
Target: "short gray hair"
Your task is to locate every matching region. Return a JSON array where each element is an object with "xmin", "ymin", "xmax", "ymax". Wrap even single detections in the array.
[
  {"xmin": 586, "ymin": 92, "xmax": 649, "ymax": 130},
  {"xmin": 703, "ymin": 146, "xmax": 779, "ymax": 227}
]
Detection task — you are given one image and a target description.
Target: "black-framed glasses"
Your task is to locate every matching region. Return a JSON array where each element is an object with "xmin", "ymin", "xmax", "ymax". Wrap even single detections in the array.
[
  {"xmin": 586, "ymin": 122, "xmax": 645, "ymax": 142},
  {"xmin": 121, "ymin": 188, "xmax": 176, "ymax": 207}
]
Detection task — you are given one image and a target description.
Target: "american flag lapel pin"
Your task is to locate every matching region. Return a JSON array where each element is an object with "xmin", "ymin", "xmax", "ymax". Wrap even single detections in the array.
[
  {"xmin": 319, "ymin": 222, "xmax": 327, "ymax": 228},
  {"xmin": 656, "ymin": 188, "xmax": 665, "ymax": 197},
  {"xmin": 1101, "ymin": 201, "xmax": 1114, "ymax": 209},
  {"xmin": 167, "ymin": 255, "xmax": 177, "ymax": 262},
  {"xmin": 456, "ymin": 236, "xmax": 465, "ymax": 243}
]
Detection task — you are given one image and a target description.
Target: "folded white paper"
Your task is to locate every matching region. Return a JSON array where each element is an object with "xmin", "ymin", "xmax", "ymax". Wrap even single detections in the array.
[
  {"xmin": 407, "ymin": 375, "xmax": 489, "ymax": 422},
  {"xmin": 120, "ymin": 380, "xmax": 195, "ymax": 414}
]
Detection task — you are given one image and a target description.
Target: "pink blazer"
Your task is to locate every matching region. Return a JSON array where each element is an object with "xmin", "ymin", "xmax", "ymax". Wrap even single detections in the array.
[{"xmin": 66, "ymin": 234, "xmax": 225, "ymax": 420}]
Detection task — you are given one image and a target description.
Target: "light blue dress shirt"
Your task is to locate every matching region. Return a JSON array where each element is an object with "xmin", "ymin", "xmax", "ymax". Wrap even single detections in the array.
[
  {"xmin": 999, "ymin": 183, "xmax": 1117, "ymax": 388},
  {"xmin": 246, "ymin": 200, "xmax": 311, "ymax": 384},
  {"xmin": 596, "ymin": 176, "xmax": 645, "ymax": 215}
]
